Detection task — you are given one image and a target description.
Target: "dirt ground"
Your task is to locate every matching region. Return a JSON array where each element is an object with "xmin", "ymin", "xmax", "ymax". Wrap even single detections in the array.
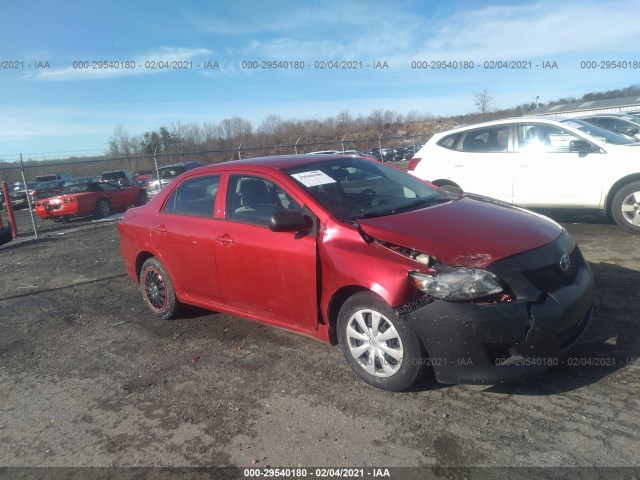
[{"xmin": 1, "ymin": 203, "xmax": 639, "ymax": 478}]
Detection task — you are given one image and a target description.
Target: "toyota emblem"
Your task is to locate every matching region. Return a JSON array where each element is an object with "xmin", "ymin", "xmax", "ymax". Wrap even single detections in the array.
[{"xmin": 559, "ymin": 254, "xmax": 571, "ymax": 272}]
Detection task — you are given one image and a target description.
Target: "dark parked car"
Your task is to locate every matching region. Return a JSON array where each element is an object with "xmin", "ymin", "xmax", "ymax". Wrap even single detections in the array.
[
  {"xmin": 579, "ymin": 113, "xmax": 640, "ymax": 141},
  {"xmin": 119, "ymin": 154, "xmax": 594, "ymax": 391},
  {"xmin": 101, "ymin": 169, "xmax": 136, "ymax": 188},
  {"xmin": 34, "ymin": 173, "xmax": 73, "ymax": 183},
  {"xmin": 366, "ymin": 148, "xmax": 381, "ymax": 160},
  {"xmin": 392, "ymin": 147, "xmax": 416, "ymax": 161},
  {"xmin": 2, "ymin": 182, "xmax": 38, "ymax": 210}
]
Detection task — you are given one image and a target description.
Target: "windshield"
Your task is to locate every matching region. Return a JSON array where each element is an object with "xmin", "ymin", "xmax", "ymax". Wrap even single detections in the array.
[
  {"xmin": 560, "ymin": 118, "xmax": 634, "ymax": 145},
  {"xmin": 37, "ymin": 180, "xmax": 62, "ymax": 188},
  {"xmin": 61, "ymin": 183, "xmax": 103, "ymax": 194},
  {"xmin": 285, "ymin": 157, "xmax": 449, "ymax": 220},
  {"xmin": 101, "ymin": 172, "xmax": 126, "ymax": 180}
]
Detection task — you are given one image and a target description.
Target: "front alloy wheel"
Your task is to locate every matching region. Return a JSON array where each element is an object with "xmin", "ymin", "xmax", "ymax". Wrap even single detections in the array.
[
  {"xmin": 140, "ymin": 258, "xmax": 179, "ymax": 319},
  {"xmin": 612, "ymin": 181, "xmax": 640, "ymax": 233},
  {"xmin": 346, "ymin": 308, "xmax": 404, "ymax": 377},
  {"xmin": 337, "ymin": 292, "xmax": 427, "ymax": 391}
]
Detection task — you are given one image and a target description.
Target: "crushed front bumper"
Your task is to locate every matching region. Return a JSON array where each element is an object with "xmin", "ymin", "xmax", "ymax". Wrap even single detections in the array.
[{"xmin": 403, "ymin": 233, "xmax": 595, "ymax": 384}]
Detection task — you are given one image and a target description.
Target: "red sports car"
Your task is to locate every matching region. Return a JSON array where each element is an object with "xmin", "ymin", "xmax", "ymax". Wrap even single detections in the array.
[
  {"xmin": 118, "ymin": 154, "xmax": 594, "ymax": 391},
  {"xmin": 35, "ymin": 182, "xmax": 147, "ymax": 220}
]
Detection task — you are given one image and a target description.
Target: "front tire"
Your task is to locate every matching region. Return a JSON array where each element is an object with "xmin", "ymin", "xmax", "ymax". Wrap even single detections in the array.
[
  {"xmin": 140, "ymin": 258, "xmax": 179, "ymax": 319},
  {"xmin": 337, "ymin": 292, "xmax": 427, "ymax": 391},
  {"xmin": 611, "ymin": 181, "xmax": 640, "ymax": 233}
]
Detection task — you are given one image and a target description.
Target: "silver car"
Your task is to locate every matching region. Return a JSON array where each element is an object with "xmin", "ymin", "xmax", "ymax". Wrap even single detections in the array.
[{"xmin": 145, "ymin": 162, "xmax": 203, "ymax": 197}]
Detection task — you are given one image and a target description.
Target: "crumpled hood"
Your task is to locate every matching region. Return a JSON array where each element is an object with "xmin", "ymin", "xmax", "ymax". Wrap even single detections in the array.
[{"xmin": 357, "ymin": 195, "xmax": 563, "ymax": 268}]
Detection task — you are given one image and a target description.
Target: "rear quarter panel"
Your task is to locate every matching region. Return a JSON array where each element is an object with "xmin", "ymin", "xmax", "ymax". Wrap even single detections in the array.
[{"xmin": 118, "ymin": 210, "xmax": 155, "ymax": 283}]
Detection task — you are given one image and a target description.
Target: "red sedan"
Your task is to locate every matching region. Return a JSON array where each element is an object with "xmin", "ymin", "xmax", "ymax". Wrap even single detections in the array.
[
  {"xmin": 118, "ymin": 154, "xmax": 594, "ymax": 391},
  {"xmin": 35, "ymin": 182, "xmax": 147, "ymax": 220}
]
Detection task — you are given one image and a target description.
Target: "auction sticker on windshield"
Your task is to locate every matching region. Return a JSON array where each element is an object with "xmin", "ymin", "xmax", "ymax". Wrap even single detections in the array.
[{"xmin": 291, "ymin": 170, "xmax": 336, "ymax": 187}]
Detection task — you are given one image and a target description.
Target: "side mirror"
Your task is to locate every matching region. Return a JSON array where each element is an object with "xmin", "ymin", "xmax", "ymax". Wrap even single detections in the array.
[
  {"xmin": 569, "ymin": 140, "xmax": 592, "ymax": 154},
  {"xmin": 268, "ymin": 210, "xmax": 309, "ymax": 233}
]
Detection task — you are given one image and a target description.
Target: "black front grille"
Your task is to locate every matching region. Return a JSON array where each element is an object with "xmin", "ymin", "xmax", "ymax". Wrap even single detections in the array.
[{"xmin": 522, "ymin": 247, "xmax": 580, "ymax": 293}]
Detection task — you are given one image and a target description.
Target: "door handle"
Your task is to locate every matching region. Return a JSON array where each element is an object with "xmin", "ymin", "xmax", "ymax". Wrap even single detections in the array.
[
  {"xmin": 154, "ymin": 225, "xmax": 167, "ymax": 233},
  {"xmin": 215, "ymin": 234, "xmax": 234, "ymax": 245}
]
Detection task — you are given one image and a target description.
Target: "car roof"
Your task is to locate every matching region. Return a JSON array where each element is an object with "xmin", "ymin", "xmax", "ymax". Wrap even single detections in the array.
[
  {"xmin": 580, "ymin": 112, "xmax": 636, "ymax": 117},
  {"xmin": 578, "ymin": 113, "xmax": 640, "ymax": 121},
  {"xmin": 181, "ymin": 154, "xmax": 367, "ymax": 174},
  {"xmin": 424, "ymin": 115, "xmax": 631, "ymax": 149},
  {"xmin": 231, "ymin": 153, "xmax": 359, "ymax": 168},
  {"xmin": 429, "ymin": 115, "xmax": 599, "ymax": 136}
]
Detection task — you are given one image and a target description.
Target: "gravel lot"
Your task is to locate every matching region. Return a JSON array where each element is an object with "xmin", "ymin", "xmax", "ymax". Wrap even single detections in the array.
[{"xmin": 1, "ymin": 188, "xmax": 639, "ymax": 478}]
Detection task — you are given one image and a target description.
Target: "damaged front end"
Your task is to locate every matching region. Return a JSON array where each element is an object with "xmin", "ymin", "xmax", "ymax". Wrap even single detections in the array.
[{"xmin": 391, "ymin": 230, "xmax": 595, "ymax": 384}]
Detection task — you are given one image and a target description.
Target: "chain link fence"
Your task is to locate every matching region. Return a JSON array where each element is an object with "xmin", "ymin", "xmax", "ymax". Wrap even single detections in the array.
[{"xmin": 0, "ymin": 133, "xmax": 432, "ymax": 239}]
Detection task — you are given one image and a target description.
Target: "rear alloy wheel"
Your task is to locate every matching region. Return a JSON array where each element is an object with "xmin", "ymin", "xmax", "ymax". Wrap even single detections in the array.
[
  {"xmin": 140, "ymin": 258, "xmax": 179, "ymax": 319},
  {"xmin": 95, "ymin": 198, "xmax": 111, "ymax": 218},
  {"xmin": 611, "ymin": 181, "xmax": 640, "ymax": 233},
  {"xmin": 337, "ymin": 292, "xmax": 427, "ymax": 391}
]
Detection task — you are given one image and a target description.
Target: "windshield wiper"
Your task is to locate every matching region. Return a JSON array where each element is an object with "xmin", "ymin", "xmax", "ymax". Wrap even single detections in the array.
[
  {"xmin": 344, "ymin": 197, "xmax": 450, "ymax": 221},
  {"xmin": 388, "ymin": 197, "xmax": 451, "ymax": 214}
]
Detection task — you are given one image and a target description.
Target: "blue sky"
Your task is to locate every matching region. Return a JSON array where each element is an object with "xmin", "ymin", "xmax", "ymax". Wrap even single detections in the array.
[{"xmin": 2, "ymin": 0, "xmax": 639, "ymax": 159}]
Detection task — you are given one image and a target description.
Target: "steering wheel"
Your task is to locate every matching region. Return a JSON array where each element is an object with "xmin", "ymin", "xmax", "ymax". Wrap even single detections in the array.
[{"xmin": 360, "ymin": 188, "xmax": 379, "ymax": 206}]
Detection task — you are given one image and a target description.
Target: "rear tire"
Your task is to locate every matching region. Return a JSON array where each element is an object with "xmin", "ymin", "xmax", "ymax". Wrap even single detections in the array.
[
  {"xmin": 611, "ymin": 181, "xmax": 640, "ymax": 233},
  {"xmin": 137, "ymin": 190, "xmax": 148, "ymax": 206},
  {"xmin": 95, "ymin": 198, "xmax": 111, "ymax": 218},
  {"xmin": 140, "ymin": 258, "xmax": 179, "ymax": 319},
  {"xmin": 337, "ymin": 291, "xmax": 427, "ymax": 391}
]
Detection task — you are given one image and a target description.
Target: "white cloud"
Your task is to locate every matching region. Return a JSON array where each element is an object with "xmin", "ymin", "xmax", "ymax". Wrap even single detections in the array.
[
  {"xmin": 190, "ymin": 0, "xmax": 420, "ymax": 36},
  {"xmin": 225, "ymin": 1, "xmax": 640, "ymax": 67},
  {"xmin": 416, "ymin": 1, "xmax": 640, "ymax": 60}
]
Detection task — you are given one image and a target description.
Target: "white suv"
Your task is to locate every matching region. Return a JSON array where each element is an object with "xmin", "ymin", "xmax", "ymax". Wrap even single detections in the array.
[{"xmin": 408, "ymin": 116, "xmax": 640, "ymax": 233}]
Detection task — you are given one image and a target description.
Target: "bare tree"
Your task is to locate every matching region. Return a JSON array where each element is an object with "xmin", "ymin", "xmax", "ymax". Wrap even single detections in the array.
[
  {"xmin": 474, "ymin": 89, "xmax": 494, "ymax": 120},
  {"xmin": 108, "ymin": 125, "xmax": 139, "ymax": 156},
  {"xmin": 257, "ymin": 115, "xmax": 284, "ymax": 136},
  {"xmin": 220, "ymin": 117, "xmax": 253, "ymax": 145}
]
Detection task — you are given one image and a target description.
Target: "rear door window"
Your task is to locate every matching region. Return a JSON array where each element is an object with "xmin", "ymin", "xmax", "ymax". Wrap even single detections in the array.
[
  {"xmin": 163, "ymin": 175, "xmax": 220, "ymax": 217},
  {"xmin": 459, "ymin": 126, "xmax": 509, "ymax": 152}
]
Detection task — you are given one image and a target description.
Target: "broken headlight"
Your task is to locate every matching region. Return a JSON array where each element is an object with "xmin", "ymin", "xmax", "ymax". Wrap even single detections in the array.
[{"xmin": 409, "ymin": 266, "xmax": 503, "ymax": 301}]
